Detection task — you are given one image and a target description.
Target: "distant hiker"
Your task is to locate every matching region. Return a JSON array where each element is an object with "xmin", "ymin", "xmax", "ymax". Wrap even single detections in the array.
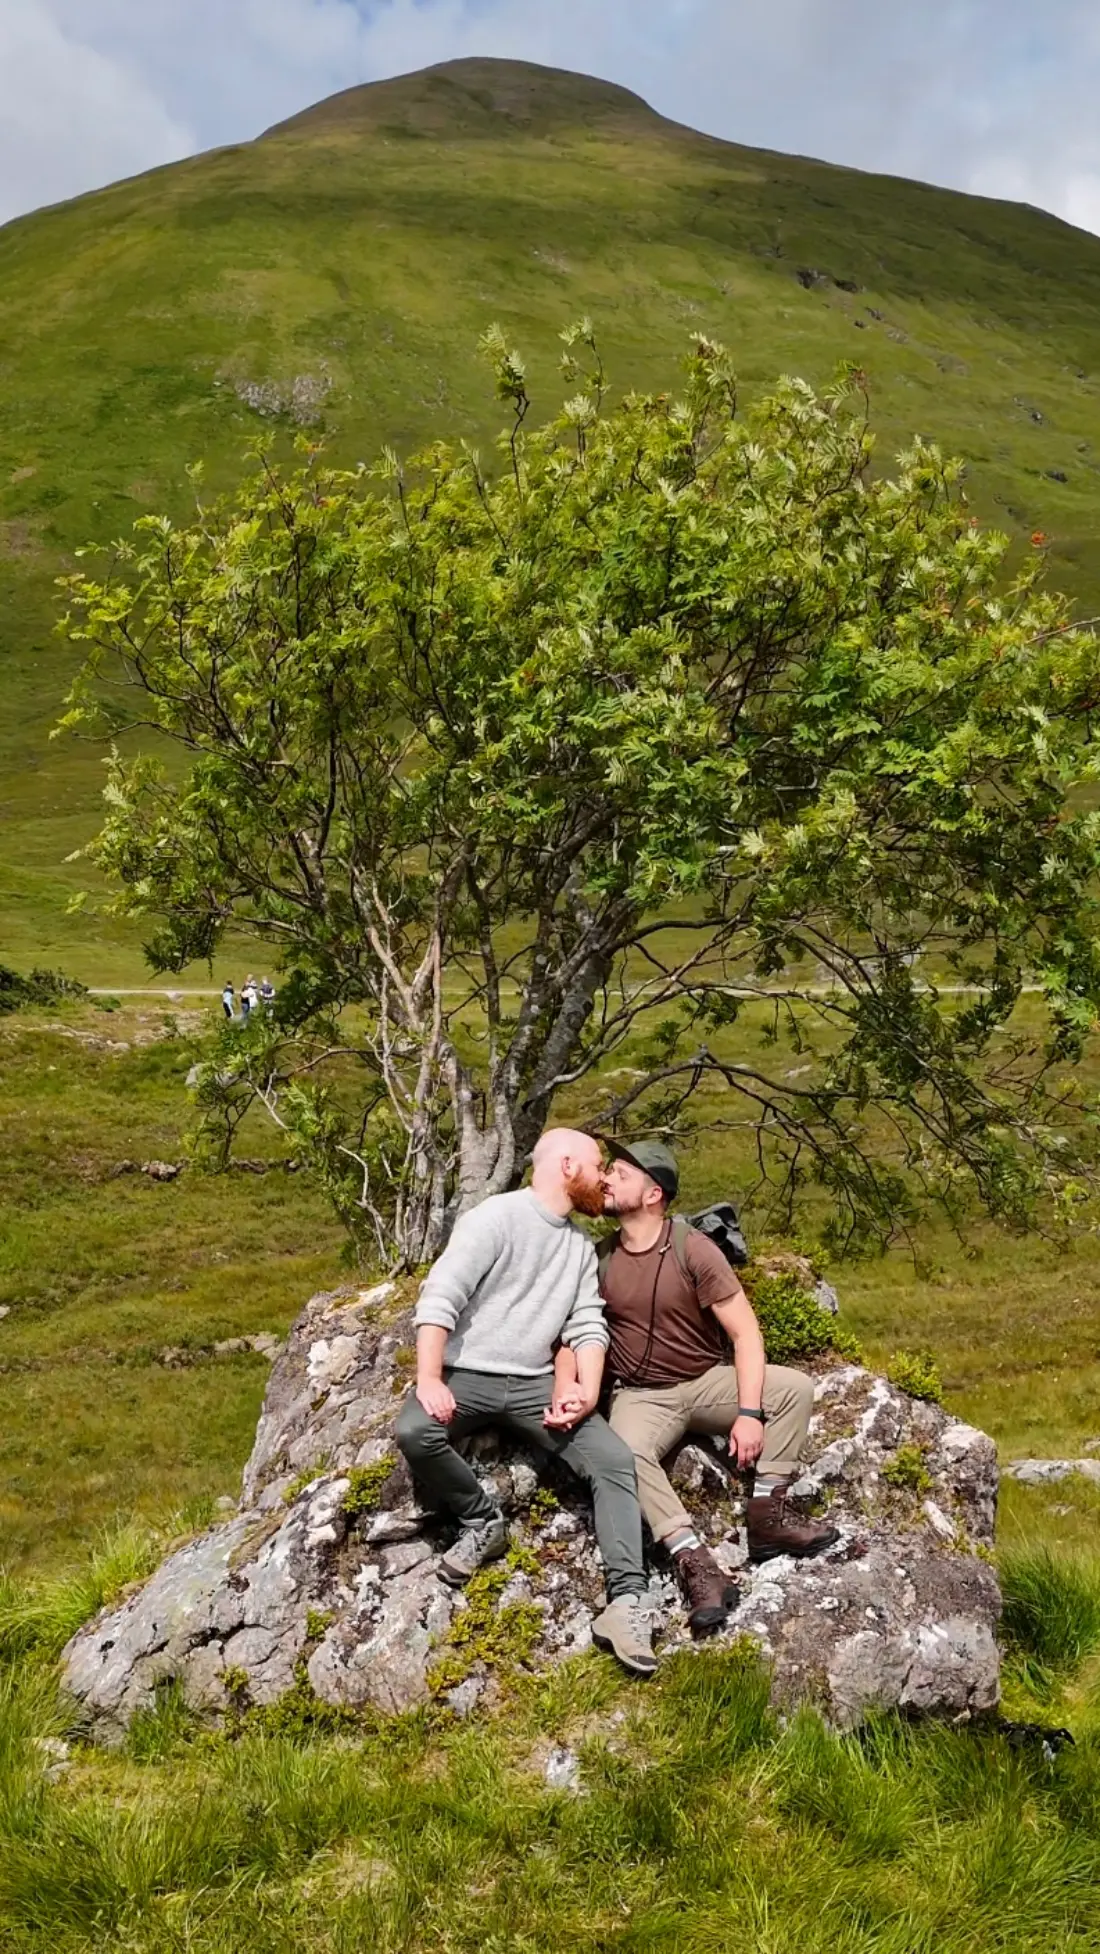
[
  {"xmin": 221, "ymin": 981, "xmax": 235, "ymax": 1020},
  {"xmin": 241, "ymin": 976, "xmax": 258, "ymax": 1022},
  {"xmin": 396, "ymin": 1128, "xmax": 658, "ymax": 1676},
  {"xmin": 260, "ymin": 976, "xmax": 275, "ymax": 1014},
  {"xmin": 585, "ymin": 1141, "xmax": 838, "ymax": 1635}
]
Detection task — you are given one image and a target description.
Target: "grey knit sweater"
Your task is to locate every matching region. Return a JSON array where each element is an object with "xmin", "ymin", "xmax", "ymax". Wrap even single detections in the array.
[{"xmin": 413, "ymin": 1189, "xmax": 607, "ymax": 1376}]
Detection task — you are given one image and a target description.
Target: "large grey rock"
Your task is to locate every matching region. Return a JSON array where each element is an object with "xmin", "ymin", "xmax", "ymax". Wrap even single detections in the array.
[{"xmin": 63, "ymin": 1285, "xmax": 1001, "ymax": 1738}]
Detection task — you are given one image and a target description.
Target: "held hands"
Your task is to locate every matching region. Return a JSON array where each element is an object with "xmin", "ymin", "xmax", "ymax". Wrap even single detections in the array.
[
  {"xmin": 416, "ymin": 1377, "xmax": 457, "ymax": 1423},
  {"xmin": 729, "ymin": 1414, "xmax": 765, "ymax": 1469},
  {"xmin": 543, "ymin": 1388, "xmax": 597, "ymax": 1431}
]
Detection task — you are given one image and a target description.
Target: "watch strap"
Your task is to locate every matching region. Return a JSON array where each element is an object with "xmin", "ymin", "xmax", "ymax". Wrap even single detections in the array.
[{"xmin": 739, "ymin": 1407, "xmax": 766, "ymax": 1423}]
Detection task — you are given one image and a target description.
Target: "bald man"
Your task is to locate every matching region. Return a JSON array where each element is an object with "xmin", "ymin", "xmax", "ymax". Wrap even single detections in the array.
[{"xmin": 396, "ymin": 1129, "xmax": 657, "ymax": 1675}]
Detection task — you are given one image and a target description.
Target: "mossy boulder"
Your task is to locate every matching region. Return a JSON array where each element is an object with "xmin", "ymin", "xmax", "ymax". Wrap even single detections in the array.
[{"xmin": 62, "ymin": 1281, "xmax": 1000, "ymax": 1738}]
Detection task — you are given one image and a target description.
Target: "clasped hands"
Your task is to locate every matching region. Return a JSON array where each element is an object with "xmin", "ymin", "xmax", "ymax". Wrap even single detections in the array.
[
  {"xmin": 542, "ymin": 1385, "xmax": 598, "ymax": 1431},
  {"xmin": 412, "ymin": 1376, "xmax": 597, "ymax": 1430}
]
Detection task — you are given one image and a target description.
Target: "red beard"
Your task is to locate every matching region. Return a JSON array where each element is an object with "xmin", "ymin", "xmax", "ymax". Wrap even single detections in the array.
[{"xmin": 565, "ymin": 1167, "xmax": 608, "ymax": 1218}]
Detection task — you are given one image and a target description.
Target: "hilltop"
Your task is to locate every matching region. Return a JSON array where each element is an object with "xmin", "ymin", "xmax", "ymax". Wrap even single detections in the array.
[{"xmin": 3, "ymin": 55, "xmax": 1100, "ymax": 979}]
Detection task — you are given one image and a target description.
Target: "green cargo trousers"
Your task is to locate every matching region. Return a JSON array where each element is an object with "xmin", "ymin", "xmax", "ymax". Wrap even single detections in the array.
[{"xmin": 396, "ymin": 1368, "xmax": 647, "ymax": 1601}]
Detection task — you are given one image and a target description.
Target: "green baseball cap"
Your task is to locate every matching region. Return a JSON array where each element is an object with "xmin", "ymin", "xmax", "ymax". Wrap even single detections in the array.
[{"xmin": 601, "ymin": 1137, "xmax": 680, "ymax": 1201}]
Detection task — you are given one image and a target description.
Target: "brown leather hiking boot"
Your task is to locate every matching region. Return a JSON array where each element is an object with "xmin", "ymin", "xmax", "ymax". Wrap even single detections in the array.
[
  {"xmin": 675, "ymin": 1544, "xmax": 740, "ymax": 1635},
  {"xmin": 746, "ymin": 1479, "xmax": 840, "ymax": 1564}
]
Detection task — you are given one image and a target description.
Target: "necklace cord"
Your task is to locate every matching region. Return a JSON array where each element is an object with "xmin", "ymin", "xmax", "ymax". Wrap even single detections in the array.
[{"xmin": 614, "ymin": 1216, "xmax": 672, "ymax": 1389}]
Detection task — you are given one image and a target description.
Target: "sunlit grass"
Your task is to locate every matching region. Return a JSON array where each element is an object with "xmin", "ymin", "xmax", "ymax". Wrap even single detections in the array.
[
  {"xmin": 1, "ymin": 984, "xmax": 1099, "ymax": 1945},
  {"xmin": 0, "ymin": 1630, "xmax": 1097, "ymax": 1951},
  {"xmin": 0, "ymin": 1005, "xmax": 345, "ymax": 1571},
  {"xmin": 0, "ymin": 1504, "xmax": 214, "ymax": 1664}
]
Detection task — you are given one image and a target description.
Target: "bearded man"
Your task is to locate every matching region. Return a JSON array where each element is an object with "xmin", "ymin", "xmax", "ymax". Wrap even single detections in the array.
[
  {"xmin": 596, "ymin": 1140, "xmax": 838, "ymax": 1634},
  {"xmin": 396, "ymin": 1127, "xmax": 657, "ymax": 1675}
]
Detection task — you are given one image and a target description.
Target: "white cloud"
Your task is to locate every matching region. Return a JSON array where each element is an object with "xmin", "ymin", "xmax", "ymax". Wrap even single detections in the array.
[
  {"xmin": 4, "ymin": 0, "xmax": 1100, "ymax": 238},
  {"xmin": 1062, "ymin": 175, "xmax": 1100, "ymax": 237},
  {"xmin": 0, "ymin": 1, "xmax": 192, "ymax": 225}
]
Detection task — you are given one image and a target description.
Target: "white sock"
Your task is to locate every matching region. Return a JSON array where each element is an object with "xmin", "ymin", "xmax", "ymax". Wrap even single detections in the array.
[
  {"xmin": 754, "ymin": 1475, "xmax": 784, "ymax": 1496},
  {"xmin": 668, "ymin": 1529, "xmax": 701, "ymax": 1555}
]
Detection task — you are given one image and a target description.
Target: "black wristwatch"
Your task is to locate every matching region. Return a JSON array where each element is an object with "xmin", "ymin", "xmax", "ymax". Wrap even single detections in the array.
[{"xmin": 739, "ymin": 1408, "xmax": 766, "ymax": 1423}]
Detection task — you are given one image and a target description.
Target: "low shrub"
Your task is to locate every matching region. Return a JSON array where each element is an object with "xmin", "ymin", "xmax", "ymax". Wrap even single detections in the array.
[
  {"xmin": 427, "ymin": 1547, "xmax": 544, "ymax": 1696},
  {"xmin": 283, "ymin": 1459, "xmax": 330, "ymax": 1505},
  {"xmin": 527, "ymin": 1487, "xmax": 560, "ymax": 1529},
  {"xmin": 742, "ymin": 1270, "xmax": 862, "ymax": 1367},
  {"xmin": 882, "ymin": 1444, "xmax": 933, "ymax": 1495},
  {"xmin": 237, "ymin": 1660, "xmax": 365, "ymax": 1741},
  {"xmin": 0, "ymin": 963, "xmax": 87, "ymax": 1014},
  {"xmin": 887, "ymin": 1349, "xmax": 944, "ymax": 1404},
  {"xmin": 340, "ymin": 1457, "xmax": 396, "ymax": 1521}
]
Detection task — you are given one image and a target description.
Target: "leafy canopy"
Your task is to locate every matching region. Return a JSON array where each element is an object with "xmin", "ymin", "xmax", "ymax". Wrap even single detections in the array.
[{"xmin": 57, "ymin": 326, "xmax": 1100, "ymax": 1261}]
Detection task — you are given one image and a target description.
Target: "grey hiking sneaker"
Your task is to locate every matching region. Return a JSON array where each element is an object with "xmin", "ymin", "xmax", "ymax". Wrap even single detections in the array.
[
  {"xmin": 591, "ymin": 1595, "xmax": 658, "ymax": 1677},
  {"xmin": 439, "ymin": 1513, "xmax": 509, "ymax": 1587}
]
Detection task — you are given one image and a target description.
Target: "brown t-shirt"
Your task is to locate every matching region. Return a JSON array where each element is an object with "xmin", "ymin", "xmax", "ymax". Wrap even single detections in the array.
[{"xmin": 600, "ymin": 1225, "xmax": 742, "ymax": 1387}]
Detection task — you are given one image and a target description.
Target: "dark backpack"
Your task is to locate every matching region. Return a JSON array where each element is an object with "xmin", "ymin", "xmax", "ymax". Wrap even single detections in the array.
[{"xmin": 596, "ymin": 1201, "xmax": 749, "ymax": 1287}]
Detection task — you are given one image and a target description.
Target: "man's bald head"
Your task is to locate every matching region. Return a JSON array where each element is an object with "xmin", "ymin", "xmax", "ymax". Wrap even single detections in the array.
[
  {"xmin": 530, "ymin": 1127, "xmax": 605, "ymax": 1218},
  {"xmin": 532, "ymin": 1127, "xmax": 601, "ymax": 1176}
]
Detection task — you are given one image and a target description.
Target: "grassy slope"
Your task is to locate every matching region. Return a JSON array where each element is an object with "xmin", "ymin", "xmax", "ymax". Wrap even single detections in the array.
[
  {"xmin": 4, "ymin": 56, "xmax": 1100, "ymax": 979},
  {"xmin": 2, "ymin": 1002, "xmax": 1099, "ymax": 1949},
  {"xmin": 0, "ymin": 1003, "xmax": 345, "ymax": 1570},
  {"xmin": 3, "ymin": 70, "xmax": 1100, "ymax": 1940}
]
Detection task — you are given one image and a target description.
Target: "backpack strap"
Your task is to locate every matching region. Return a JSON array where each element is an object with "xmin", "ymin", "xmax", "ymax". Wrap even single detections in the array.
[
  {"xmin": 670, "ymin": 1214, "xmax": 694, "ymax": 1279},
  {"xmin": 596, "ymin": 1230, "xmax": 621, "ymax": 1291},
  {"xmin": 598, "ymin": 1218, "xmax": 695, "ymax": 1289}
]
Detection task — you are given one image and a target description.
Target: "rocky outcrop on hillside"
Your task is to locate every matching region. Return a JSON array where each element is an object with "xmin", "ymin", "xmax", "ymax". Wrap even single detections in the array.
[{"xmin": 62, "ymin": 1283, "xmax": 1001, "ymax": 1738}]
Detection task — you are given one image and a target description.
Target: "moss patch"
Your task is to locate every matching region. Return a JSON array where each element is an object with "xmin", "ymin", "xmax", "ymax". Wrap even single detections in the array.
[
  {"xmin": 239, "ymin": 1659, "xmax": 366, "ymax": 1741},
  {"xmin": 283, "ymin": 1459, "xmax": 330, "ymax": 1504},
  {"xmin": 527, "ymin": 1487, "xmax": 560, "ymax": 1530},
  {"xmin": 428, "ymin": 1546, "xmax": 545, "ymax": 1697},
  {"xmin": 341, "ymin": 1455, "xmax": 396, "ymax": 1522}
]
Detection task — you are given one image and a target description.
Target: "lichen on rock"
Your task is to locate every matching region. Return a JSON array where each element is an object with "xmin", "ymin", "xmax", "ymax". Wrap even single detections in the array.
[{"xmin": 62, "ymin": 1283, "xmax": 1001, "ymax": 1739}]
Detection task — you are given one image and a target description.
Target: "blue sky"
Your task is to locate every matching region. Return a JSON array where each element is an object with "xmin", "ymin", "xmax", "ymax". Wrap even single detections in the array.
[{"xmin": 0, "ymin": 0, "xmax": 1093, "ymax": 235}]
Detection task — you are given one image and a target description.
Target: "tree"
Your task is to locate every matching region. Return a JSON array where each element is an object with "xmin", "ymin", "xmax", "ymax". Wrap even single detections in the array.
[{"xmin": 58, "ymin": 327, "xmax": 1100, "ymax": 1265}]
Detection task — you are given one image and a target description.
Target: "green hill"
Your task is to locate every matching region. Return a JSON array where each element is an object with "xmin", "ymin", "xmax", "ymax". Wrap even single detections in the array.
[{"xmin": 4, "ymin": 54, "xmax": 1100, "ymax": 981}]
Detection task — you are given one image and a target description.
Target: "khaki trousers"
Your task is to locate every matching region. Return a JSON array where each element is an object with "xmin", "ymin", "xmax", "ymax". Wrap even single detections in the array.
[{"xmin": 608, "ymin": 1362, "xmax": 815, "ymax": 1544}]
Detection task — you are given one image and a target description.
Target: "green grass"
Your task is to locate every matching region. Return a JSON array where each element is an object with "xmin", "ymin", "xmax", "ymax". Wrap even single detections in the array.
[
  {"xmin": 0, "ymin": 1634, "xmax": 1098, "ymax": 1952},
  {"xmin": 998, "ymin": 1543, "xmax": 1100, "ymax": 1736},
  {"xmin": 0, "ymin": 1000, "xmax": 345, "ymax": 1572},
  {"xmin": 0, "ymin": 988, "xmax": 1099, "ymax": 1945},
  {"xmin": 6, "ymin": 55, "xmax": 1100, "ymax": 979},
  {"xmin": 836, "ymin": 1227, "xmax": 1100, "ymax": 1471},
  {"xmin": 1001, "ymin": 1545, "xmax": 1100, "ymax": 1674},
  {"xmin": 0, "ymin": 1508, "xmax": 212, "ymax": 1663}
]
